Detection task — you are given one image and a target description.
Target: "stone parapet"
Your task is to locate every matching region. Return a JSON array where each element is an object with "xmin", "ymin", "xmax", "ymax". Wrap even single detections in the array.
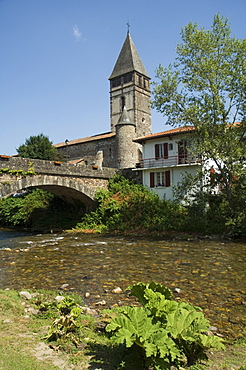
[{"xmin": 0, "ymin": 156, "xmax": 116, "ymax": 179}]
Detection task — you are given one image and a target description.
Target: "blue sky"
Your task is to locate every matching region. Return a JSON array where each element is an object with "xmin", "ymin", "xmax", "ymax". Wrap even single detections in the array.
[{"xmin": 0, "ymin": 0, "xmax": 245, "ymax": 155}]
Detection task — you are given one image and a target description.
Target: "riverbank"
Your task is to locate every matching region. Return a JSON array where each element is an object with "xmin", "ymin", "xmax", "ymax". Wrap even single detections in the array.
[
  {"xmin": 2, "ymin": 223, "xmax": 246, "ymax": 243},
  {"xmin": 2, "ymin": 175, "xmax": 246, "ymax": 238},
  {"xmin": 69, "ymin": 226, "xmax": 246, "ymax": 243},
  {"xmin": 1, "ymin": 230, "xmax": 245, "ymax": 341},
  {"xmin": 0, "ymin": 288, "xmax": 246, "ymax": 370}
]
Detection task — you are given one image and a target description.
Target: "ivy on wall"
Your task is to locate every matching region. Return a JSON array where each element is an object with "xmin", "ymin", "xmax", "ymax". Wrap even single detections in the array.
[{"xmin": 0, "ymin": 163, "xmax": 36, "ymax": 177}]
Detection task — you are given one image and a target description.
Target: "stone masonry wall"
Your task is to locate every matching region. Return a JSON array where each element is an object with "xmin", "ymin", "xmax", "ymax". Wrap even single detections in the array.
[
  {"xmin": 0, "ymin": 156, "xmax": 116, "ymax": 179},
  {"xmin": 57, "ymin": 136, "xmax": 118, "ymax": 168}
]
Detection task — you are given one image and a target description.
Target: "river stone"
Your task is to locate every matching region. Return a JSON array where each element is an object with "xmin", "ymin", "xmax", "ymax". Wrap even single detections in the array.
[
  {"xmin": 81, "ymin": 306, "xmax": 99, "ymax": 316},
  {"xmin": 60, "ymin": 283, "xmax": 69, "ymax": 290},
  {"xmin": 55, "ymin": 295, "xmax": 65, "ymax": 303},
  {"xmin": 25, "ymin": 307, "xmax": 39, "ymax": 315},
  {"xmin": 209, "ymin": 326, "xmax": 218, "ymax": 332},
  {"xmin": 94, "ymin": 300, "xmax": 106, "ymax": 306},
  {"xmin": 174, "ymin": 288, "xmax": 181, "ymax": 293},
  {"xmin": 19, "ymin": 291, "xmax": 32, "ymax": 300},
  {"xmin": 112, "ymin": 287, "xmax": 122, "ymax": 294}
]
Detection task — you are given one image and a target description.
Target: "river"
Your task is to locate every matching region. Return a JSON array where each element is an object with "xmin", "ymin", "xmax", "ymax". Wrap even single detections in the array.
[{"xmin": 0, "ymin": 229, "xmax": 245, "ymax": 339}]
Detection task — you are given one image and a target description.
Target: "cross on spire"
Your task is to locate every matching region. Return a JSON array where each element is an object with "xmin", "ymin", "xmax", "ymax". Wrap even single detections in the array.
[{"xmin": 126, "ymin": 20, "xmax": 130, "ymax": 33}]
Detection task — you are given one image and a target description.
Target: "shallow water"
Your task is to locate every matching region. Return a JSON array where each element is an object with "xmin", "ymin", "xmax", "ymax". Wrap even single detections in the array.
[{"xmin": 0, "ymin": 230, "xmax": 245, "ymax": 339}]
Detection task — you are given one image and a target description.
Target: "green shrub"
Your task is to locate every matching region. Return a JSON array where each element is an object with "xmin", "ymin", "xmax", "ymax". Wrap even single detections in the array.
[{"xmin": 75, "ymin": 175, "xmax": 185, "ymax": 234}]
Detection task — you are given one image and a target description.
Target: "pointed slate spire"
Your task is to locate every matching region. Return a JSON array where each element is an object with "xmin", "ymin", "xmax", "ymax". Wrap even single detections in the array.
[
  {"xmin": 109, "ymin": 32, "xmax": 149, "ymax": 79},
  {"xmin": 116, "ymin": 106, "xmax": 136, "ymax": 126}
]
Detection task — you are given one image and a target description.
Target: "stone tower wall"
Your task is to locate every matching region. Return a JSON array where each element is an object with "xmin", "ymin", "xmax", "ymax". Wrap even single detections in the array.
[
  {"xmin": 110, "ymin": 83, "xmax": 134, "ymax": 132},
  {"xmin": 134, "ymin": 83, "xmax": 151, "ymax": 137},
  {"xmin": 116, "ymin": 123, "xmax": 138, "ymax": 168},
  {"xmin": 110, "ymin": 71, "xmax": 151, "ymax": 137}
]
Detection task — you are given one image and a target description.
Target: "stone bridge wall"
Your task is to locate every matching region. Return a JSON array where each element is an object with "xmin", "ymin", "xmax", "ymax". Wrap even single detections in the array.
[
  {"xmin": 0, "ymin": 156, "xmax": 117, "ymax": 209},
  {"xmin": 0, "ymin": 173, "xmax": 109, "ymax": 194},
  {"xmin": 0, "ymin": 173, "xmax": 109, "ymax": 210},
  {"xmin": 0, "ymin": 156, "xmax": 142, "ymax": 208},
  {"xmin": 0, "ymin": 156, "xmax": 116, "ymax": 179}
]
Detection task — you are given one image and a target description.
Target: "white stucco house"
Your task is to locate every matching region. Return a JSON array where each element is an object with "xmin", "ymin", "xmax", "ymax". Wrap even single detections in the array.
[{"xmin": 133, "ymin": 126, "xmax": 202, "ymax": 200}]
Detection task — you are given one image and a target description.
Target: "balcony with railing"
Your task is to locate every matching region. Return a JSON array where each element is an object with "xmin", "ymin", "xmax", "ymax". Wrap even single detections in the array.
[{"xmin": 136, "ymin": 154, "xmax": 201, "ymax": 169}]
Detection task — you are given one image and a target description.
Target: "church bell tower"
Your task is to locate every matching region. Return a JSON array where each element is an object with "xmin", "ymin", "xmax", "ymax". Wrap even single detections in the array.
[{"xmin": 109, "ymin": 32, "xmax": 152, "ymax": 138}]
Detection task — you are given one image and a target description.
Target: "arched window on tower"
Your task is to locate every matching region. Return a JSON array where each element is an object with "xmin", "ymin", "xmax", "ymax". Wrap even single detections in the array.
[{"xmin": 121, "ymin": 96, "xmax": 125, "ymax": 111}]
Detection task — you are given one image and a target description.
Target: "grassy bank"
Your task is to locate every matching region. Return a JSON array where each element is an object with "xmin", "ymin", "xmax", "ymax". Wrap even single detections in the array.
[{"xmin": 0, "ymin": 288, "xmax": 245, "ymax": 370}]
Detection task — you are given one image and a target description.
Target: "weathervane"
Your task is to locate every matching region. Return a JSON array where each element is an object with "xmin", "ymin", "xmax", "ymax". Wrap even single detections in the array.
[{"xmin": 126, "ymin": 20, "xmax": 130, "ymax": 33}]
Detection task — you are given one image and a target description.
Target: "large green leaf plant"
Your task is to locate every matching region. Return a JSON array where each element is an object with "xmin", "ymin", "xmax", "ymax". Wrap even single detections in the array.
[{"xmin": 106, "ymin": 282, "xmax": 224, "ymax": 369}]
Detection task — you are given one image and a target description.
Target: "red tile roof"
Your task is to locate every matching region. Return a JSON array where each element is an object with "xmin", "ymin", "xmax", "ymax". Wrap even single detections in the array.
[
  {"xmin": 68, "ymin": 159, "xmax": 85, "ymax": 164},
  {"xmin": 134, "ymin": 125, "xmax": 195, "ymax": 143},
  {"xmin": 54, "ymin": 122, "xmax": 242, "ymax": 148},
  {"xmin": 55, "ymin": 132, "xmax": 116, "ymax": 148}
]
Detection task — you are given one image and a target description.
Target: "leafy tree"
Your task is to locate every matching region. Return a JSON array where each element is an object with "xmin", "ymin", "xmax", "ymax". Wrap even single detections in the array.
[
  {"xmin": 152, "ymin": 14, "xmax": 246, "ymax": 219},
  {"xmin": 17, "ymin": 133, "xmax": 60, "ymax": 160}
]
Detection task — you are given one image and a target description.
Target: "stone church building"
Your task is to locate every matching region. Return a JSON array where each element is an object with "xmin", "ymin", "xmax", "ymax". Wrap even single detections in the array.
[{"xmin": 55, "ymin": 32, "xmax": 152, "ymax": 169}]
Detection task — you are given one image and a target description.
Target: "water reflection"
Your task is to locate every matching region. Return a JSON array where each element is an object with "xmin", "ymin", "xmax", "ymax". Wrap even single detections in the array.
[{"xmin": 0, "ymin": 231, "xmax": 245, "ymax": 339}]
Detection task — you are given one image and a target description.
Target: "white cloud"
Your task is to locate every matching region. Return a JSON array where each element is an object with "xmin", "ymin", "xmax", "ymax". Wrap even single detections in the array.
[{"xmin": 72, "ymin": 25, "xmax": 82, "ymax": 41}]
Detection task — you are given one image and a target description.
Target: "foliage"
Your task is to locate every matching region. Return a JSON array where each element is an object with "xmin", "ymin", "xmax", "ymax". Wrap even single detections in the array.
[
  {"xmin": 76, "ymin": 173, "xmax": 246, "ymax": 236},
  {"xmin": 106, "ymin": 282, "xmax": 224, "ymax": 369},
  {"xmin": 173, "ymin": 171, "xmax": 246, "ymax": 235},
  {"xmin": 0, "ymin": 289, "xmax": 245, "ymax": 369},
  {"xmin": 0, "ymin": 163, "xmax": 36, "ymax": 177},
  {"xmin": 16, "ymin": 133, "xmax": 61, "ymax": 160},
  {"xmin": 1, "ymin": 170, "xmax": 245, "ymax": 235},
  {"xmin": 75, "ymin": 175, "xmax": 185, "ymax": 234},
  {"xmin": 0, "ymin": 196, "xmax": 25, "ymax": 226},
  {"xmin": 153, "ymin": 14, "xmax": 246, "ymax": 127},
  {"xmin": 0, "ymin": 189, "xmax": 85, "ymax": 230},
  {"xmin": 42, "ymin": 296, "xmax": 83, "ymax": 347},
  {"xmin": 0, "ymin": 189, "xmax": 53, "ymax": 227},
  {"xmin": 152, "ymin": 14, "xmax": 246, "ymax": 233}
]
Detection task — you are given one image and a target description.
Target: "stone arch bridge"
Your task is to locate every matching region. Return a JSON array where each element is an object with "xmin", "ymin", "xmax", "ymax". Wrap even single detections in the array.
[{"xmin": 0, "ymin": 156, "xmax": 117, "ymax": 211}]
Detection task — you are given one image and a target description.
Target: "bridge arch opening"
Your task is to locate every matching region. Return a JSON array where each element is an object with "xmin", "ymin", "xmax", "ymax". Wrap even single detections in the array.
[
  {"xmin": 31, "ymin": 184, "xmax": 97, "ymax": 212},
  {"xmin": 0, "ymin": 175, "xmax": 98, "ymax": 212}
]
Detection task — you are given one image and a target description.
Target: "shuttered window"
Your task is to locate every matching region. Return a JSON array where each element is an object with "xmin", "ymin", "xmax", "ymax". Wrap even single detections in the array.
[
  {"xmin": 155, "ymin": 144, "xmax": 160, "ymax": 160},
  {"xmin": 164, "ymin": 143, "xmax": 168, "ymax": 159},
  {"xmin": 155, "ymin": 143, "xmax": 169, "ymax": 160},
  {"xmin": 150, "ymin": 170, "xmax": 171, "ymax": 188},
  {"xmin": 165, "ymin": 170, "xmax": 171, "ymax": 187},
  {"xmin": 150, "ymin": 172, "xmax": 155, "ymax": 188}
]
